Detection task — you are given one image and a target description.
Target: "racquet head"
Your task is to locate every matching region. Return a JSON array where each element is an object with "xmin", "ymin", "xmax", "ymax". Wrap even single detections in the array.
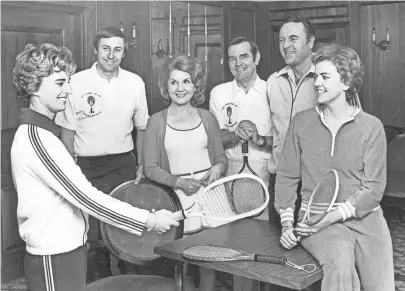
[
  {"xmin": 198, "ymin": 173, "xmax": 269, "ymax": 221},
  {"xmin": 303, "ymin": 169, "xmax": 339, "ymax": 225},
  {"xmin": 101, "ymin": 178, "xmax": 183, "ymax": 266},
  {"xmin": 183, "ymin": 245, "xmax": 244, "ymax": 261}
]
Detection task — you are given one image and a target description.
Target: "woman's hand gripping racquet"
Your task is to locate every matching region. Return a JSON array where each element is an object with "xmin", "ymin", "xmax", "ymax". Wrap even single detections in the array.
[
  {"xmin": 172, "ymin": 173, "xmax": 269, "ymax": 224},
  {"xmin": 292, "ymin": 169, "xmax": 339, "ymax": 238},
  {"xmin": 183, "ymin": 245, "xmax": 316, "ymax": 273}
]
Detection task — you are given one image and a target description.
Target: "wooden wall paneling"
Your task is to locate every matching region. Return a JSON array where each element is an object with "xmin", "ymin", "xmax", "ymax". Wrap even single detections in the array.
[
  {"xmin": 399, "ymin": 3, "xmax": 405, "ymax": 127},
  {"xmin": 349, "ymin": 1, "xmax": 360, "ymax": 55},
  {"xmin": 256, "ymin": 2, "xmax": 270, "ymax": 80},
  {"xmin": 360, "ymin": 2, "xmax": 405, "ymax": 126},
  {"xmin": 222, "ymin": 3, "xmax": 231, "ymax": 82},
  {"xmin": 150, "ymin": 1, "xmax": 172, "ymax": 114},
  {"xmin": 266, "ymin": 1, "xmax": 349, "ymax": 10},
  {"xmin": 139, "ymin": 2, "xmax": 152, "ymax": 115},
  {"xmin": 229, "ymin": 6, "xmax": 255, "ymax": 41}
]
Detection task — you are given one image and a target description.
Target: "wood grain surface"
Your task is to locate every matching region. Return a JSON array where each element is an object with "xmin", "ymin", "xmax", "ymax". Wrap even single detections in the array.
[{"xmin": 155, "ymin": 219, "xmax": 322, "ymax": 290}]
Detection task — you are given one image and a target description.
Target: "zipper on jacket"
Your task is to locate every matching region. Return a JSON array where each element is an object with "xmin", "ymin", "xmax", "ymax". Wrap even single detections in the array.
[
  {"xmin": 318, "ymin": 112, "xmax": 356, "ymax": 156},
  {"xmin": 286, "ymin": 73, "xmax": 315, "ymax": 123},
  {"xmin": 80, "ymin": 210, "xmax": 87, "ymax": 245}
]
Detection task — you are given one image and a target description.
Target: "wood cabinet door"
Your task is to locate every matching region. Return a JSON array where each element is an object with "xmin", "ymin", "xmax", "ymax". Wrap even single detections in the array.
[{"xmin": 1, "ymin": 1, "xmax": 85, "ymax": 129}]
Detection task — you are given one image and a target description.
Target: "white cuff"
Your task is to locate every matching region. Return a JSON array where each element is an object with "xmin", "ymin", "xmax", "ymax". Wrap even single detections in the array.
[{"xmin": 338, "ymin": 201, "xmax": 356, "ymax": 221}]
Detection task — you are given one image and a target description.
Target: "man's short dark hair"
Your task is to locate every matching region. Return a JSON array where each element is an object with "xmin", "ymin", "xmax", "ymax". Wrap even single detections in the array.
[
  {"xmin": 93, "ymin": 26, "xmax": 128, "ymax": 54},
  {"xmin": 226, "ymin": 36, "xmax": 260, "ymax": 62},
  {"xmin": 282, "ymin": 16, "xmax": 315, "ymax": 42}
]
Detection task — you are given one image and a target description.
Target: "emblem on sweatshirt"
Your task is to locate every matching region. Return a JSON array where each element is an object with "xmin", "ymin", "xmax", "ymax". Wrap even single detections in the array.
[{"xmin": 81, "ymin": 92, "xmax": 103, "ymax": 117}]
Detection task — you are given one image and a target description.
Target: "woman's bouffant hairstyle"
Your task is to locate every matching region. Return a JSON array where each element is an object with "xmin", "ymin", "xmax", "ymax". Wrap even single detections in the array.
[
  {"xmin": 158, "ymin": 55, "xmax": 207, "ymax": 107},
  {"xmin": 12, "ymin": 43, "xmax": 76, "ymax": 100},
  {"xmin": 312, "ymin": 44, "xmax": 364, "ymax": 100}
]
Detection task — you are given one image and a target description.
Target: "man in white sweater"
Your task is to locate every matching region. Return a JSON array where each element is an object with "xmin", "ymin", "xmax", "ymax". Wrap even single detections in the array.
[{"xmin": 11, "ymin": 43, "xmax": 178, "ymax": 291}]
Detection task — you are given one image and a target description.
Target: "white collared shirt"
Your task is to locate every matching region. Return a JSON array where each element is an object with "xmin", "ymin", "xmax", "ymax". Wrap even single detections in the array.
[
  {"xmin": 55, "ymin": 63, "xmax": 149, "ymax": 157},
  {"xmin": 210, "ymin": 77, "xmax": 272, "ymax": 162}
]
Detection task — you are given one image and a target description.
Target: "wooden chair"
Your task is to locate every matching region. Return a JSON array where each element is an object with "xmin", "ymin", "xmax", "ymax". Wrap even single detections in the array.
[
  {"xmin": 86, "ymin": 179, "xmax": 187, "ymax": 291},
  {"xmin": 382, "ymin": 133, "xmax": 405, "ymax": 223}
]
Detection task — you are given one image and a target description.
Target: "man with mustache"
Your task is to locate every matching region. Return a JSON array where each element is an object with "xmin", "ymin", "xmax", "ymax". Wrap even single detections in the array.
[
  {"xmin": 55, "ymin": 26, "xmax": 149, "ymax": 281},
  {"xmin": 210, "ymin": 36, "xmax": 272, "ymax": 291},
  {"xmin": 267, "ymin": 16, "xmax": 318, "ymax": 228}
]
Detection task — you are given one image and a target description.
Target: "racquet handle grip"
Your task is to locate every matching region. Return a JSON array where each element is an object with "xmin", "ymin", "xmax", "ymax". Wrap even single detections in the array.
[
  {"xmin": 242, "ymin": 140, "xmax": 248, "ymax": 154},
  {"xmin": 254, "ymin": 254, "xmax": 287, "ymax": 265}
]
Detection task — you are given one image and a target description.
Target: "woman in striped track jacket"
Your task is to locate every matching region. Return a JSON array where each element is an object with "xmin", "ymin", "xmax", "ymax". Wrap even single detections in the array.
[{"xmin": 10, "ymin": 43, "xmax": 178, "ymax": 291}]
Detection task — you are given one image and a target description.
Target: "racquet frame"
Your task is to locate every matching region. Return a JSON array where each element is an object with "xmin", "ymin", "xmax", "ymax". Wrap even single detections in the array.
[
  {"xmin": 292, "ymin": 169, "xmax": 339, "ymax": 237},
  {"xmin": 172, "ymin": 173, "xmax": 269, "ymax": 222}
]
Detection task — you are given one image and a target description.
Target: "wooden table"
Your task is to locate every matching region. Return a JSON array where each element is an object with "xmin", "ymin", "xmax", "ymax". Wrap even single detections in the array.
[{"xmin": 155, "ymin": 219, "xmax": 322, "ymax": 291}]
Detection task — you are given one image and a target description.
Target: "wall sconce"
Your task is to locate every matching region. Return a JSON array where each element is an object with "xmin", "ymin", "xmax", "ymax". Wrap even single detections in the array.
[
  {"xmin": 120, "ymin": 21, "xmax": 137, "ymax": 48},
  {"xmin": 152, "ymin": 39, "xmax": 167, "ymax": 59},
  {"xmin": 372, "ymin": 27, "xmax": 392, "ymax": 52}
]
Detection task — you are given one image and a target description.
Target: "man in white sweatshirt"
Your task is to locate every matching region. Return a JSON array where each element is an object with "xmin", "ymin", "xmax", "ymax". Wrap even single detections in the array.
[{"xmin": 11, "ymin": 43, "xmax": 178, "ymax": 291}]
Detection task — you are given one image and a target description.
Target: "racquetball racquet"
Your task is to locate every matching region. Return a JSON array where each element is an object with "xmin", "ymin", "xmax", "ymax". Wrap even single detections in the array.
[
  {"xmin": 238, "ymin": 140, "xmax": 258, "ymax": 176},
  {"xmin": 293, "ymin": 169, "xmax": 339, "ymax": 237},
  {"xmin": 100, "ymin": 178, "xmax": 183, "ymax": 264},
  {"xmin": 183, "ymin": 245, "xmax": 316, "ymax": 273},
  {"xmin": 172, "ymin": 173, "xmax": 269, "ymax": 223}
]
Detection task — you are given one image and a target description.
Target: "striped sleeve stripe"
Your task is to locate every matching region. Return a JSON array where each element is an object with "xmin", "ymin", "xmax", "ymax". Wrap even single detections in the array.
[
  {"xmin": 28, "ymin": 125, "xmax": 144, "ymax": 232},
  {"xmin": 279, "ymin": 207, "xmax": 294, "ymax": 223},
  {"xmin": 337, "ymin": 201, "xmax": 356, "ymax": 221}
]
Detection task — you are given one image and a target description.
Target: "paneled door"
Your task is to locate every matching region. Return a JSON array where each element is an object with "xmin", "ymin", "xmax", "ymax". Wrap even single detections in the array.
[{"xmin": 1, "ymin": 1, "xmax": 86, "ymax": 129}]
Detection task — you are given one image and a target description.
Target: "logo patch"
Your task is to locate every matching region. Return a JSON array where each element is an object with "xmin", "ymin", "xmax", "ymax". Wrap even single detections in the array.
[
  {"xmin": 221, "ymin": 102, "xmax": 238, "ymax": 129},
  {"xmin": 81, "ymin": 92, "xmax": 103, "ymax": 117}
]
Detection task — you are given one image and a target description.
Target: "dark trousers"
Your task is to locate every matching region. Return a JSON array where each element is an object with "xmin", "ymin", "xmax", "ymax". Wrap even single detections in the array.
[
  {"xmin": 77, "ymin": 151, "xmax": 137, "ymax": 279},
  {"xmin": 77, "ymin": 151, "xmax": 137, "ymax": 242},
  {"xmin": 24, "ymin": 246, "xmax": 87, "ymax": 291}
]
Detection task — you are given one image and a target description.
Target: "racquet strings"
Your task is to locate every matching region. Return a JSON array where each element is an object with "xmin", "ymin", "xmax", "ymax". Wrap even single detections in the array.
[
  {"xmin": 200, "ymin": 177, "xmax": 266, "ymax": 218},
  {"xmin": 184, "ymin": 245, "xmax": 241, "ymax": 261},
  {"xmin": 305, "ymin": 170, "xmax": 338, "ymax": 224}
]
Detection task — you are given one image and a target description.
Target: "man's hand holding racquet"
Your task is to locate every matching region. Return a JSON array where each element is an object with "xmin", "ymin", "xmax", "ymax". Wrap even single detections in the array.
[
  {"xmin": 238, "ymin": 120, "xmax": 267, "ymax": 148},
  {"xmin": 234, "ymin": 121, "xmax": 255, "ymax": 141}
]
